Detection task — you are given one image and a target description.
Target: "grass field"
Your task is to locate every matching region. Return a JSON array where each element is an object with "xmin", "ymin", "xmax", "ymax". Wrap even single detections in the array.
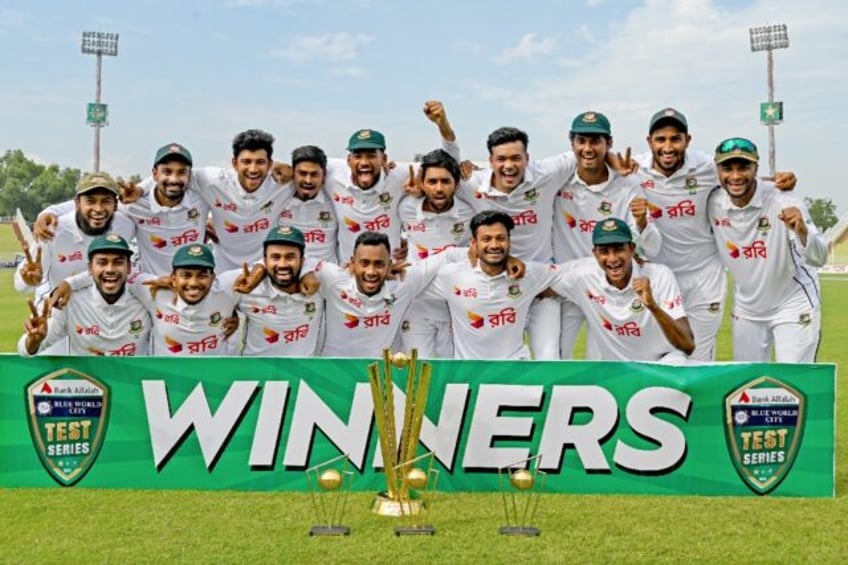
[{"xmin": 1, "ymin": 223, "xmax": 846, "ymax": 562}]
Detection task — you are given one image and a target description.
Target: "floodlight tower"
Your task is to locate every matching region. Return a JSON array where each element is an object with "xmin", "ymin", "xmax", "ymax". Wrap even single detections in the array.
[
  {"xmin": 81, "ymin": 31, "xmax": 119, "ymax": 172},
  {"xmin": 749, "ymin": 24, "xmax": 789, "ymax": 177}
]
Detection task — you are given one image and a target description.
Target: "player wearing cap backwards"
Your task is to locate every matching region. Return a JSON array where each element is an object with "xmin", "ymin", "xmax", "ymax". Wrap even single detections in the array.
[
  {"xmin": 548, "ymin": 218, "xmax": 694, "ymax": 363},
  {"xmin": 306, "ymin": 228, "xmax": 519, "ymax": 358},
  {"xmin": 632, "ymin": 108, "xmax": 797, "ymax": 361},
  {"xmin": 324, "ymin": 100, "xmax": 460, "ymax": 262},
  {"xmin": 397, "ymin": 149, "xmax": 475, "ymax": 358},
  {"xmin": 18, "ymin": 234, "xmax": 150, "ymax": 357},
  {"xmin": 217, "ymin": 226, "xmax": 325, "ymax": 356},
  {"xmin": 707, "ymin": 138, "xmax": 826, "ymax": 362},
  {"xmin": 276, "ymin": 146, "xmax": 339, "ymax": 262},
  {"xmin": 457, "ymin": 124, "xmax": 582, "ymax": 360},
  {"xmin": 33, "ymin": 144, "xmax": 208, "ymax": 276},
  {"xmin": 552, "ymin": 111, "xmax": 661, "ymax": 359}
]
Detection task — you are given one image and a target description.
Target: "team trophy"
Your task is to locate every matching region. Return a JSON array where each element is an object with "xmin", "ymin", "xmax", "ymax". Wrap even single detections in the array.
[
  {"xmin": 498, "ymin": 453, "xmax": 546, "ymax": 536},
  {"xmin": 368, "ymin": 349, "xmax": 434, "ymax": 523},
  {"xmin": 392, "ymin": 451, "xmax": 439, "ymax": 535},
  {"xmin": 305, "ymin": 453, "xmax": 354, "ymax": 536}
]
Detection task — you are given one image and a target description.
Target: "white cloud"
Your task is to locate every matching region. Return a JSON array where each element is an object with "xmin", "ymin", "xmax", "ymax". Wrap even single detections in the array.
[
  {"xmin": 496, "ymin": 33, "xmax": 559, "ymax": 64},
  {"xmin": 270, "ymin": 32, "xmax": 375, "ymax": 63}
]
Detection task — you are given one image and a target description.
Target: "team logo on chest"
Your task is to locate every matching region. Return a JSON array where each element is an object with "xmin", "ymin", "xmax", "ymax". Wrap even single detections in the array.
[
  {"xmin": 597, "ymin": 201, "xmax": 613, "ymax": 216},
  {"xmin": 378, "ymin": 192, "xmax": 393, "ymax": 209},
  {"xmin": 757, "ymin": 217, "xmax": 771, "ymax": 235},
  {"xmin": 708, "ymin": 302, "xmax": 721, "ymax": 314},
  {"xmin": 523, "ymin": 188, "xmax": 539, "ymax": 204},
  {"xmin": 260, "ymin": 201, "xmax": 274, "ymax": 214},
  {"xmin": 685, "ymin": 176, "xmax": 698, "ymax": 194},
  {"xmin": 304, "ymin": 301, "xmax": 317, "ymax": 319},
  {"xmin": 401, "ymin": 320, "xmax": 411, "ymax": 332},
  {"xmin": 318, "ymin": 211, "xmax": 332, "ymax": 226},
  {"xmin": 129, "ymin": 319, "xmax": 144, "ymax": 335},
  {"xmin": 209, "ymin": 311, "xmax": 222, "ymax": 326},
  {"xmin": 507, "ymin": 283, "xmax": 522, "ymax": 298},
  {"xmin": 187, "ymin": 208, "xmax": 200, "ymax": 221},
  {"xmin": 629, "ymin": 299, "xmax": 644, "ymax": 313},
  {"xmin": 451, "ymin": 223, "xmax": 465, "ymax": 236}
]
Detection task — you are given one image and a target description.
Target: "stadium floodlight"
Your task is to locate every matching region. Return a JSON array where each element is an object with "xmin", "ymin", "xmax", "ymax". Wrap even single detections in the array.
[
  {"xmin": 81, "ymin": 31, "xmax": 119, "ymax": 172},
  {"xmin": 749, "ymin": 24, "xmax": 788, "ymax": 177}
]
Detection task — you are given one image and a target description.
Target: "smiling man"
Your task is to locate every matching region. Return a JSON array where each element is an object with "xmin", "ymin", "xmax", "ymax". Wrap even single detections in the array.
[
  {"xmin": 549, "ymin": 218, "xmax": 694, "ymax": 363},
  {"xmin": 18, "ymin": 234, "xmax": 150, "ymax": 357},
  {"xmin": 707, "ymin": 137, "xmax": 826, "ymax": 362}
]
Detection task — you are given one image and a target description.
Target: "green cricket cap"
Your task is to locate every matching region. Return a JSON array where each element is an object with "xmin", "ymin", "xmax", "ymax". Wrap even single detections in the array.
[
  {"xmin": 172, "ymin": 244, "xmax": 215, "ymax": 269},
  {"xmin": 154, "ymin": 142, "xmax": 193, "ymax": 167},
  {"xmin": 592, "ymin": 217, "xmax": 634, "ymax": 246},
  {"xmin": 570, "ymin": 111, "xmax": 612, "ymax": 135},
  {"xmin": 649, "ymin": 107, "xmax": 688, "ymax": 134},
  {"xmin": 714, "ymin": 137, "xmax": 760, "ymax": 165},
  {"xmin": 347, "ymin": 129, "xmax": 386, "ymax": 151},
  {"xmin": 264, "ymin": 225, "xmax": 305, "ymax": 251},
  {"xmin": 87, "ymin": 233, "xmax": 132, "ymax": 259}
]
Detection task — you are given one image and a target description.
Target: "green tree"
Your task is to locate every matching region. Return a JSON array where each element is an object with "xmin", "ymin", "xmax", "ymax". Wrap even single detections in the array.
[
  {"xmin": 804, "ymin": 196, "xmax": 838, "ymax": 232},
  {"xmin": 0, "ymin": 150, "xmax": 80, "ymax": 221}
]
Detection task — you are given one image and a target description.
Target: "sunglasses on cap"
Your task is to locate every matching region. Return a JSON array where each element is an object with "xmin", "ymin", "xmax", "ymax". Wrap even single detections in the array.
[{"xmin": 716, "ymin": 137, "xmax": 758, "ymax": 155}]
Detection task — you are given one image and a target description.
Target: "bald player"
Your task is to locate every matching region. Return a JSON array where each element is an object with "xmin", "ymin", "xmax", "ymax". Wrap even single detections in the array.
[{"xmin": 707, "ymin": 137, "xmax": 826, "ymax": 362}]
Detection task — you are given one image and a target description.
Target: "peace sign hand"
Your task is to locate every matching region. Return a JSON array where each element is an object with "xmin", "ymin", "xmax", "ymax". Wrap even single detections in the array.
[{"xmin": 19, "ymin": 245, "xmax": 43, "ymax": 287}]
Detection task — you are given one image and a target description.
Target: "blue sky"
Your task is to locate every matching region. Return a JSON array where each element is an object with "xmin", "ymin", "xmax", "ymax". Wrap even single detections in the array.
[{"xmin": 1, "ymin": 0, "xmax": 846, "ymax": 216}]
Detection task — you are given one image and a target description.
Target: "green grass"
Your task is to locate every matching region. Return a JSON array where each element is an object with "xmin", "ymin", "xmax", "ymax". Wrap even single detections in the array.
[
  {"xmin": 1, "ymin": 235, "xmax": 847, "ymax": 562},
  {"xmin": 0, "ymin": 222, "xmax": 21, "ymax": 253}
]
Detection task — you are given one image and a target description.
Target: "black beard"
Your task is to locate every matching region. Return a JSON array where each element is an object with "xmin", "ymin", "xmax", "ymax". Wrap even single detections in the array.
[
  {"xmin": 76, "ymin": 211, "xmax": 113, "ymax": 236},
  {"xmin": 269, "ymin": 268, "xmax": 301, "ymax": 292}
]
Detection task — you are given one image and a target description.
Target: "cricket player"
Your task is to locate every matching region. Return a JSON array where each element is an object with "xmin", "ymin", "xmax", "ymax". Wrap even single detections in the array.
[
  {"xmin": 459, "ymin": 126, "xmax": 579, "ymax": 359},
  {"xmin": 217, "ymin": 226, "xmax": 324, "ymax": 356},
  {"xmin": 323, "ymin": 100, "xmax": 460, "ymax": 261},
  {"xmin": 552, "ymin": 111, "xmax": 661, "ymax": 359},
  {"xmin": 18, "ymin": 234, "xmax": 151, "ymax": 356},
  {"xmin": 397, "ymin": 149, "xmax": 475, "ymax": 358},
  {"xmin": 429, "ymin": 210, "xmax": 561, "ymax": 360},
  {"xmin": 633, "ymin": 108, "xmax": 797, "ymax": 361},
  {"xmin": 707, "ymin": 137, "xmax": 826, "ymax": 362},
  {"xmin": 548, "ymin": 218, "xmax": 694, "ymax": 363},
  {"xmin": 277, "ymin": 146, "xmax": 338, "ymax": 262}
]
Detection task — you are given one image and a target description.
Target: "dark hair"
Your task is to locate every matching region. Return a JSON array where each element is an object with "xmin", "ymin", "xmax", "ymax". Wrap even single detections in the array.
[
  {"xmin": 486, "ymin": 127, "xmax": 529, "ymax": 155},
  {"xmin": 470, "ymin": 210, "xmax": 515, "ymax": 237},
  {"xmin": 291, "ymin": 145, "xmax": 327, "ymax": 170},
  {"xmin": 568, "ymin": 132, "xmax": 612, "ymax": 144},
  {"xmin": 353, "ymin": 231, "xmax": 391, "ymax": 254},
  {"xmin": 419, "ymin": 149, "xmax": 461, "ymax": 183},
  {"xmin": 232, "ymin": 129, "xmax": 275, "ymax": 160}
]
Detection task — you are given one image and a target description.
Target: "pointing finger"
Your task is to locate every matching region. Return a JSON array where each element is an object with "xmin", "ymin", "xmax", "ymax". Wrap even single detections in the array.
[
  {"xmin": 243, "ymin": 262, "xmax": 250, "ymax": 278},
  {"xmin": 35, "ymin": 246, "xmax": 42, "ymax": 265},
  {"xmin": 27, "ymin": 298, "xmax": 38, "ymax": 318}
]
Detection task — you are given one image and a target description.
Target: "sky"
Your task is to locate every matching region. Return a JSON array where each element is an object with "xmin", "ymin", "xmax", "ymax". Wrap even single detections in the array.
[{"xmin": 1, "ymin": 0, "xmax": 846, "ymax": 216}]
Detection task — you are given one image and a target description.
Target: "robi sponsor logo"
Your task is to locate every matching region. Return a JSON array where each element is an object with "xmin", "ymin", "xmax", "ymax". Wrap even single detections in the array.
[
  {"xmin": 343, "ymin": 217, "xmax": 361, "ymax": 233},
  {"xmin": 58, "ymin": 251, "xmax": 84, "ymax": 263}
]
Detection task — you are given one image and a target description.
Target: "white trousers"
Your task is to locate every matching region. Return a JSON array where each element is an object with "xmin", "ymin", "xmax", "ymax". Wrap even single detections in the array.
[{"xmin": 731, "ymin": 310, "xmax": 821, "ymax": 363}]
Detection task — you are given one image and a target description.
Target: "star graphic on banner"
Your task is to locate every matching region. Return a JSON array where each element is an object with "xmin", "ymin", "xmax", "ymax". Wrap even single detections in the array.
[{"xmin": 765, "ymin": 105, "xmax": 777, "ymax": 117}]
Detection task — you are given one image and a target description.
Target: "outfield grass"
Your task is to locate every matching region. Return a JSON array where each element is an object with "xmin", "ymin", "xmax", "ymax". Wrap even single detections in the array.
[{"xmin": 1, "ymin": 229, "xmax": 846, "ymax": 562}]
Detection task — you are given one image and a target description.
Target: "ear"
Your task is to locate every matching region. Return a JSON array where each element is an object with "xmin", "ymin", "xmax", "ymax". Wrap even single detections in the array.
[{"xmin": 231, "ymin": 156, "xmax": 238, "ymax": 169}]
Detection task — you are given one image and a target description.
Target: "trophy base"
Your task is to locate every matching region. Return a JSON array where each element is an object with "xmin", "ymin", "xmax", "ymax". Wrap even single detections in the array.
[
  {"xmin": 371, "ymin": 492, "xmax": 424, "ymax": 517},
  {"xmin": 309, "ymin": 525, "xmax": 350, "ymax": 536},
  {"xmin": 499, "ymin": 526, "xmax": 540, "ymax": 537},
  {"xmin": 395, "ymin": 525, "xmax": 435, "ymax": 536}
]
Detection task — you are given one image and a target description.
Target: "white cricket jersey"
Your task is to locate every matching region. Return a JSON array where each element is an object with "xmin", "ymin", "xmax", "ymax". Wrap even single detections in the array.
[
  {"xmin": 122, "ymin": 189, "xmax": 210, "ymax": 275},
  {"xmin": 18, "ymin": 285, "xmax": 151, "ymax": 357},
  {"xmin": 278, "ymin": 189, "xmax": 339, "ymax": 262},
  {"xmin": 129, "ymin": 274, "xmax": 241, "ymax": 356},
  {"xmin": 190, "ymin": 167, "xmax": 295, "ymax": 271},
  {"xmin": 217, "ymin": 269, "xmax": 324, "ymax": 356},
  {"xmin": 464, "ymin": 153, "xmax": 577, "ymax": 262},
  {"xmin": 707, "ymin": 182, "xmax": 826, "ymax": 321},
  {"xmin": 552, "ymin": 166, "xmax": 661, "ymax": 261},
  {"xmin": 550, "ymin": 258, "xmax": 687, "ymax": 361},
  {"xmin": 399, "ymin": 195, "xmax": 476, "ymax": 324},
  {"xmin": 431, "ymin": 261, "xmax": 558, "ymax": 359},
  {"xmin": 632, "ymin": 149, "xmax": 720, "ymax": 276},
  {"xmin": 14, "ymin": 210, "xmax": 135, "ymax": 303},
  {"xmin": 316, "ymin": 247, "xmax": 466, "ymax": 358}
]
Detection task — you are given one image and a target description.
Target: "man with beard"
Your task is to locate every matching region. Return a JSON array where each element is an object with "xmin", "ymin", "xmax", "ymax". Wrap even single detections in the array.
[
  {"xmin": 548, "ymin": 218, "xmax": 694, "ymax": 363},
  {"xmin": 15, "ymin": 172, "xmax": 136, "ymax": 353},
  {"xmin": 217, "ymin": 226, "xmax": 324, "ymax": 356},
  {"xmin": 324, "ymin": 100, "xmax": 459, "ymax": 261},
  {"xmin": 309, "ymin": 229, "xmax": 501, "ymax": 358},
  {"xmin": 552, "ymin": 111, "xmax": 660, "ymax": 359},
  {"xmin": 398, "ymin": 149, "xmax": 475, "ymax": 358},
  {"xmin": 18, "ymin": 234, "xmax": 151, "ymax": 357},
  {"xmin": 633, "ymin": 108, "xmax": 796, "ymax": 361},
  {"xmin": 430, "ymin": 210, "xmax": 563, "ymax": 360},
  {"xmin": 32, "ymin": 143, "xmax": 208, "ymax": 276},
  {"xmin": 707, "ymin": 138, "xmax": 825, "ymax": 362},
  {"xmin": 276, "ymin": 146, "xmax": 338, "ymax": 262}
]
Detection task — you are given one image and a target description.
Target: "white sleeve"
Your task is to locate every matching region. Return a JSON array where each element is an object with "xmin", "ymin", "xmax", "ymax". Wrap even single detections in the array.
[
  {"xmin": 442, "ymin": 138, "xmax": 461, "ymax": 162},
  {"xmin": 404, "ymin": 247, "xmax": 469, "ymax": 295},
  {"xmin": 534, "ymin": 152, "xmax": 578, "ymax": 188},
  {"xmin": 66, "ymin": 271, "xmax": 93, "ymax": 292},
  {"xmin": 39, "ymin": 199, "xmax": 74, "ymax": 218},
  {"xmin": 548, "ymin": 261, "xmax": 582, "ymax": 301}
]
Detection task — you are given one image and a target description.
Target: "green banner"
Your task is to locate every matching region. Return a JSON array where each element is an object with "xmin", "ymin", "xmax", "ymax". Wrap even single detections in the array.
[{"xmin": 0, "ymin": 355, "xmax": 835, "ymax": 497}]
